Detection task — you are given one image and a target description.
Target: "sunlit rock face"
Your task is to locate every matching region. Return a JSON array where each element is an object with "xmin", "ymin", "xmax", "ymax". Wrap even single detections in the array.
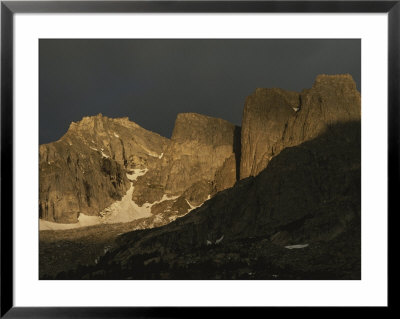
[
  {"xmin": 131, "ymin": 112, "xmax": 239, "ymax": 218},
  {"xmin": 40, "ymin": 74, "xmax": 362, "ymax": 280},
  {"xmin": 132, "ymin": 113, "xmax": 238, "ymax": 199},
  {"xmin": 75, "ymin": 75, "xmax": 361, "ymax": 280},
  {"xmin": 39, "ymin": 114, "xmax": 169, "ymax": 223},
  {"xmin": 39, "ymin": 113, "xmax": 240, "ymax": 224},
  {"xmin": 76, "ymin": 119, "xmax": 361, "ymax": 280},
  {"xmin": 39, "ymin": 74, "xmax": 360, "ymax": 227},
  {"xmin": 240, "ymin": 74, "xmax": 361, "ymax": 179}
]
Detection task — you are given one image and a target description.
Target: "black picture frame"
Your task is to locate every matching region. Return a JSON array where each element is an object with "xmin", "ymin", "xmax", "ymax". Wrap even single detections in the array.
[{"xmin": 0, "ymin": 1, "xmax": 396, "ymax": 317}]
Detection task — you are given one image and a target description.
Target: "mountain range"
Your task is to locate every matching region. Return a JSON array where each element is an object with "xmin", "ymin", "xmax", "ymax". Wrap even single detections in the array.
[{"xmin": 39, "ymin": 74, "xmax": 361, "ymax": 280}]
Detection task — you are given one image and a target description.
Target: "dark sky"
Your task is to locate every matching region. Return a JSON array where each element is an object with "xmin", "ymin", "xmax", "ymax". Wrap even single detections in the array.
[{"xmin": 39, "ymin": 39, "xmax": 360, "ymax": 144}]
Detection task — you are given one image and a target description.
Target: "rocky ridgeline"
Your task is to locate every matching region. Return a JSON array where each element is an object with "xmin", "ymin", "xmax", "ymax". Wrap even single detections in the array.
[
  {"xmin": 59, "ymin": 119, "xmax": 361, "ymax": 280},
  {"xmin": 240, "ymin": 74, "xmax": 361, "ymax": 179},
  {"xmin": 39, "ymin": 112, "xmax": 237, "ymax": 224},
  {"xmin": 39, "ymin": 115, "xmax": 165, "ymax": 223},
  {"xmin": 50, "ymin": 74, "xmax": 361, "ymax": 280},
  {"xmin": 40, "ymin": 73, "xmax": 360, "ymax": 241},
  {"xmin": 40, "ymin": 74, "xmax": 362, "ymax": 280}
]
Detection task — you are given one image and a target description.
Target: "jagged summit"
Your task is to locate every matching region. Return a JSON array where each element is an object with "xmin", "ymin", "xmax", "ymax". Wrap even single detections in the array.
[
  {"xmin": 40, "ymin": 73, "xmax": 361, "ymax": 280},
  {"xmin": 130, "ymin": 111, "xmax": 238, "ymax": 210},
  {"xmin": 172, "ymin": 112, "xmax": 239, "ymax": 146},
  {"xmin": 39, "ymin": 112, "xmax": 170, "ymax": 223},
  {"xmin": 71, "ymin": 119, "xmax": 361, "ymax": 280},
  {"xmin": 240, "ymin": 73, "xmax": 360, "ymax": 179},
  {"xmin": 40, "ymin": 110, "xmax": 239, "ymax": 225},
  {"xmin": 39, "ymin": 73, "xmax": 360, "ymax": 226},
  {"xmin": 65, "ymin": 113, "xmax": 150, "ymax": 138},
  {"xmin": 174, "ymin": 112, "xmax": 234, "ymax": 125},
  {"xmin": 312, "ymin": 73, "xmax": 358, "ymax": 90}
]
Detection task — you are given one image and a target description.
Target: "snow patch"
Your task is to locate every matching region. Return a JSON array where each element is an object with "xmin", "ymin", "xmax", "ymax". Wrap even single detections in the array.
[
  {"xmin": 292, "ymin": 107, "xmax": 300, "ymax": 112},
  {"xmin": 140, "ymin": 145, "xmax": 162, "ymax": 158},
  {"xmin": 78, "ymin": 213, "xmax": 101, "ymax": 225},
  {"xmin": 215, "ymin": 235, "xmax": 224, "ymax": 244},
  {"xmin": 136, "ymin": 194, "xmax": 180, "ymax": 214},
  {"xmin": 126, "ymin": 168, "xmax": 148, "ymax": 181},
  {"xmin": 158, "ymin": 153, "xmax": 164, "ymax": 159},
  {"xmin": 113, "ymin": 132, "xmax": 120, "ymax": 138},
  {"xmin": 100, "ymin": 168, "xmax": 153, "ymax": 224},
  {"xmin": 148, "ymin": 151, "xmax": 162, "ymax": 158},
  {"xmin": 100, "ymin": 150, "xmax": 109, "ymax": 158},
  {"xmin": 186, "ymin": 199, "xmax": 199, "ymax": 211},
  {"xmin": 103, "ymin": 245, "xmax": 112, "ymax": 254},
  {"xmin": 90, "ymin": 147, "xmax": 98, "ymax": 151},
  {"xmin": 100, "ymin": 184, "xmax": 153, "ymax": 224},
  {"xmin": 39, "ymin": 213, "xmax": 100, "ymax": 231},
  {"xmin": 40, "ymin": 169, "xmax": 152, "ymax": 230},
  {"xmin": 285, "ymin": 244, "xmax": 309, "ymax": 249},
  {"xmin": 186, "ymin": 198, "xmax": 208, "ymax": 212},
  {"xmin": 146, "ymin": 194, "xmax": 179, "ymax": 206}
]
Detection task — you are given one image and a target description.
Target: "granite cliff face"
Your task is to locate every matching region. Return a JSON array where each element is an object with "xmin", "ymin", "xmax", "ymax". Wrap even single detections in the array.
[
  {"xmin": 240, "ymin": 74, "xmax": 360, "ymax": 179},
  {"xmin": 40, "ymin": 74, "xmax": 361, "ymax": 280},
  {"xmin": 131, "ymin": 113, "xmax": 238, "ymax": 206},
  {"xmin": 59, "ymin": 120, "xmax": 361, "ymax": 280},
  {"xmin": 49, "ymin": 74, "xmax": 361, "ymax": 280},
  {"xmin": 39, "ymin": 114, "xmax": 169, "ymax": 223},
  {"xmin": 39, "ymin": 113, "xmax": 238, "ymax": 225}
]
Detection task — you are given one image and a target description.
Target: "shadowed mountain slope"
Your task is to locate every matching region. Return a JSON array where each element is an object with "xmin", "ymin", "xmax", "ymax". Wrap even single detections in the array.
[
  {"xmin": 240, "ymin": 74, "xmax": 360, "ymax": 179},
  {"xmin": 39, "ymin": 74, "xmax": 361, "ymax": 280},
  {"xmin": 59, "ymin": 120, "xmax": 360, "ymax": 280}
]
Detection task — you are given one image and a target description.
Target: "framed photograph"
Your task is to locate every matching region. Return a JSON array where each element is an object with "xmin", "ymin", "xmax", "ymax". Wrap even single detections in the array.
[{"xmin": 1, "ymin": 0, "xmax": 395, "ymax": 316}]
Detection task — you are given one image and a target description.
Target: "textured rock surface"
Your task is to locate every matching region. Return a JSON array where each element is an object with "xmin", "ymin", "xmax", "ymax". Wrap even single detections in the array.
[
  {"xmin": 40, "ymin": 113, "xmax": 239, "ymax": 224},
  {"xmin": 123, "ymin": 121, "xmax": 361, "ymax": 254},
  {"xmin": 213, "ymin": 154, "xmax": 237, "ymax": 193},
  {"xmin": 39, "ymin": 114, "xmax": 169, "ymax": 223},
  {"xmin": 131, "ymin": 113, "xmax": 239, "ymax": 212},
  {"xmin": 39, "ymin": 74, "xmax": 361, "ymax": 280},
  {"xmin": 58, "ymin": 120, "xmax": 361, "ymax": 280},
  {"xmin": 240, "ymin": 74, "xmax": 360, "ymax": 179}
]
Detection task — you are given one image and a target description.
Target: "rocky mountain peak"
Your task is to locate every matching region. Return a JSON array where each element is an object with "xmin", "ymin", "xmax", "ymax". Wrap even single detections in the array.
[
  {"xmin": 171, "ymin": 112, "xmax": 238, "ymax": 147},
  {"xmin": 39, "ymin": 113, "xmax": 170, "ymax": 224},
  {"xmin": 40, "ymin": 111, "xmax": 240, "ymax": 225},
  {"xmin": 40, "ymin": 73, "xmax": 361, "ymax": 281},
  {"xmin": 65, "ymin": 114, "xmax": 141, "ymax": 138},
  {"xmin": 131, "ymin": 112, "xmax": 240, "ymax": 212},
  {"xmin": 240, "ymin": 74, "xmax": 360, "ymax": 179},
  {"xmin": 67, "ymin": 113, "xmax": 104, "ymax": 131},
  {"xmin": 312, "ymin": 73, "xmax": 358, "ymax": 91},
  {"xmin": 244, "ymin": 88, "xmax": 300, "ymax": 122},
  {"xmin": 39, "ymin": 73, "xmax": 360, "ymax": 229}
]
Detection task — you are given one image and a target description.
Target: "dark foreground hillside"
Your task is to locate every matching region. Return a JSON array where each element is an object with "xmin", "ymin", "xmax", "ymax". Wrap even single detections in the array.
[{"xmin": 50, "ymin": 121, "xmax": 361, "ymax": 280}]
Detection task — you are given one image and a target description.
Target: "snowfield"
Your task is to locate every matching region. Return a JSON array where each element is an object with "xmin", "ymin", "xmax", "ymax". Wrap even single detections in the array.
[
  {"xmin": 39, "ymin": 213, "xmax": 100, "ymax": 230},
  {"xmin": 40, "ymin": 169, "xmax": 151, "ymax": 230},
  {"xmin": 100, "ymin": 184, "xmax": 153, "ymax": 224},
  {"xmin": 95, "ymin": 169, "xmax": 153, "ymax": 223},
  {"xmin": 285, "ymin": 244, "xmax": 309, "ymax": 249},
  {"xmin": 39, "ymin": 169, "xmax": 210, "ymax": 231}
]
